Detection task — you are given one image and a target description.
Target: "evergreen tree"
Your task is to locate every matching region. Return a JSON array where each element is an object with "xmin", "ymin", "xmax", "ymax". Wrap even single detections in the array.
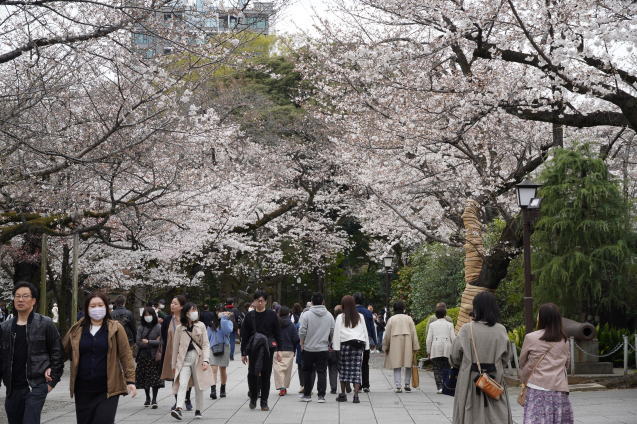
[{"xmin": 533, "ymin": 146, "xmax": 634, "ymax": 321}]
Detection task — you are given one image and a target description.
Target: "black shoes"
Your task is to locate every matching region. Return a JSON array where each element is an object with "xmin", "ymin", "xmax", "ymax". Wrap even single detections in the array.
[
  {"xmin": 404, "ymin": 386, "xmax": 412, "ymax": 392},
  {"xmin": 144, "ymin": 399, "xmax": 150, "ymax": 407},
  {"xmin": 249, "ymin": 398, "xmax": 257, "ymax": 409},
  {"xmin": 362, "ymin": 387, "xmax": 370, "ymax": 393},
  {"xmin": 330, "ymin": 388, "xmax": 337, "ymax": 394},
  {"xmin": 220, "ymin": 384, "xmax": 226, "ymax": 398},
  {"xmin": 185, "ymin": 399, "xmax": 193, "ymax": 411},
  {"xmin": 336, "ymin": 393, "xmax": 347, "ymax": 402},
  {"xmin": 171, "ymin": 408, "xmax": 183, "ymax": 420},
  {"xmin": 210, "ymin": 385, "xmax": 217, "ymax": 400},
  {"xmin": 194, "ymin": 410, "xmax": 202, "ymax": 419},
  {"xmin": 151, "ymin": 400, "xmax": 158, "ymax": 409},
  {"xmin": 261, "ymin": 402, "xmax": 269, "ymax": 411},
  {"xmin": 353, "ymin": 394, "xmax": 360, "ymax": 403}
]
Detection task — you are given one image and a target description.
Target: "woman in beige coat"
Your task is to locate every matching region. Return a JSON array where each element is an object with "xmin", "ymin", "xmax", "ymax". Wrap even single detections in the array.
[
  {"xmin": 382, "ymin": 301, "xmax": 420, "ymax": 392},
  {"xmin": 170, "ymin": 303, "xmax": 212, "ymax": 420}
]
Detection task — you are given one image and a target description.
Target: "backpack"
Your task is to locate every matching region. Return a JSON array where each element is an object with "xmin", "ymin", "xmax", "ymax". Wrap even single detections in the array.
[{"xmin": 112, "ymin": 309, "xmax": 134, "ymax": 342}]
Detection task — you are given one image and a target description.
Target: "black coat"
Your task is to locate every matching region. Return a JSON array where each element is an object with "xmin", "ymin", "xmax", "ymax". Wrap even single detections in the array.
[
  {"xmin": 278, "ymin": 317, "xmax": 299, "ymax": 352},
  {"xmin": 0, "ymin": 312, "xmax": 64, "ymax": 395}
]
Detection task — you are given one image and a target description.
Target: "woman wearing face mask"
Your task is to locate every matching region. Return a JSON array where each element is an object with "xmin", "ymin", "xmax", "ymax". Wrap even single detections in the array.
[
  {"xmin": 63, "ymin": 292, "xmax": 136, "ymax": 424},
  {"xmin": 170, "ymin": 303, "xmax": 212, "ymax": 420},
  {"xmin": 161, "ymin": 295, "xmax": 193, "ymax": 410},
  {"xmin": 207, "ymin": 305, "xmax": 234, "ymax": 399},
  {"xmin": 136, "ymin": 307, "xmax": 164, "ymax": 408}
]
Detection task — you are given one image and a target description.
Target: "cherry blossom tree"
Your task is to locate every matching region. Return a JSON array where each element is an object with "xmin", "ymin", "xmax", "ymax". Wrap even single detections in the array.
[{"xmin": 298, "ymin": 0, "xmax": 637, "ymax": 291}]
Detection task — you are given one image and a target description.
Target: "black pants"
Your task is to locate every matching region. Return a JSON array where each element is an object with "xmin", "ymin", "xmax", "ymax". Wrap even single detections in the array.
[
  {"xmin": 4, "ymin": 383, "xmax": 49, "ymax": 424},
  {"xmin": 432, "ymin": 357, "xmax": 450, "ymax": 390},
  {"xmin": 75, "ymin": 391, "xmax": 119, "ymax": 424},
  {"xmin": 362, "ymin": 349, "xmax": 370, "ymax": 389},
  {"xmin": 328, "ymin": 350, "xmax": 339, "ymax": 392},
  {"xmin": 248, "ymin": 350, "xmax": 274, "ymax": 404},
  {"xmin": 302, "ymin": 351, "xmax": 328, "ymax": 397}
]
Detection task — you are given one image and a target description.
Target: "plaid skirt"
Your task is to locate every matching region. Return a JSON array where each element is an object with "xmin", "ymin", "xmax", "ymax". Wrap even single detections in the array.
[{"xmin": 338, "ymin": 344, "xmax": 364, "ymax": 384}]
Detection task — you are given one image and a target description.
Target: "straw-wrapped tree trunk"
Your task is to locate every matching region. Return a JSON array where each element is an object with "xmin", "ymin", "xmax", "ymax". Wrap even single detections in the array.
[{"xmin": 455, "ymin": 200, "xmax": 494, "ymax": 332}]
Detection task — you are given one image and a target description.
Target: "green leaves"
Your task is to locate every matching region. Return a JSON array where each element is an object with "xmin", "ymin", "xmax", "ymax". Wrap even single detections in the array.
[{"xmin": 533, "ymin": 146, "xmax": 634, "ymax": 319}]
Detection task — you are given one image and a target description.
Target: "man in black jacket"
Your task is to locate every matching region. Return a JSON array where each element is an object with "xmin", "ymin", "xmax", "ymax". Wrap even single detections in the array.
[
  {"xmin": 110, "ymin": 295, "xmax": 136, "ymax": 347},
  {"xmin": 0, "ymin": 281, "xmax": 64, "ymax": 424},
  {"xmin": 240, "ymin": 290, "xmax": 281, "ymax": 412}
]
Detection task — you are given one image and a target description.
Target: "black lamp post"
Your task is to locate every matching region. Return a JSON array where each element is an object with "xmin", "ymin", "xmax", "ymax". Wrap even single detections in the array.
[
  {"xmin": 516, "ymin": 180, "xmax": 542, "ymax": 334},
  {"xmin": 383, "ymin": 254, "xmax": 394, "ymax": 309}
]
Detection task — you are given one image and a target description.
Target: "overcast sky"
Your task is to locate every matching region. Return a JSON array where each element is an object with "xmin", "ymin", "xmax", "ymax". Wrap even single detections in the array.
[{"xmin": 273, "ymin": 0, "xmax": 333, "ymax": 35}]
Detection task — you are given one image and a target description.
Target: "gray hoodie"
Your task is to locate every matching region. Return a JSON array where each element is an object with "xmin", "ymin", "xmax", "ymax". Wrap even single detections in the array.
[{"xmin": 299, "ymin": 305, "xmax": 335, "ymax": 352}]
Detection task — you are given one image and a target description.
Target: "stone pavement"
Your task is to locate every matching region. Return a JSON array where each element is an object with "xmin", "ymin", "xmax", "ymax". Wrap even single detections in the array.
[{"xmin": 1, "ymin": 353, "xmax": 635, "ymax": 424}]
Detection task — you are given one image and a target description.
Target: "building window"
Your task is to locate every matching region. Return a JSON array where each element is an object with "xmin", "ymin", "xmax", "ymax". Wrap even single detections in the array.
[
  {"xmin": 133, "ymin": 33, "xmax": 151, "ymax": 45},
  {"xmin": 164, "ymin": 12, "xmax": 172, "ymax": 20},
  {"xmin": 163, "ymin": 47, "xmax": 174, "ymax": 55}
]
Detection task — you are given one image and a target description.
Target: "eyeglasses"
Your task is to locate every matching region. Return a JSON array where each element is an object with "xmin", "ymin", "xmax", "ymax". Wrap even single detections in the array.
[{"xmin": 14, "ymin": 295, "xmax": 32, "ymax": 300}]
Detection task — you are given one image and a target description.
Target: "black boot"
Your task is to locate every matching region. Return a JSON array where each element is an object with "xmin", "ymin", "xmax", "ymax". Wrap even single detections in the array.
[
  {"xmin": 210, "ymin": 385, "xmax": 217, "ymax": 400},
  {"xmin": 220, "ymin": 384, "xmax": 226, "ymax": 398}
]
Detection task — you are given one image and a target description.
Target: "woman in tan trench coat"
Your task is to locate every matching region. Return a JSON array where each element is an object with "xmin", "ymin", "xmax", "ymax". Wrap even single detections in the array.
[
  {"xmin": 382, "ymin": 301, "xmax": 420, "ymax": 392},
  {"xmin": 170, "ymin": 303, "xmax": 212, "ymax": 420}
]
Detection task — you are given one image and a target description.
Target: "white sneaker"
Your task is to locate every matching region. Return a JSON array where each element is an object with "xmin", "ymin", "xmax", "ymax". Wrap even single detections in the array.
[
  {"xmin": 394, "ymin": 387, "xmax": 402, "ymax": 393},
  {"xmin": 437, "ymin": 388, "xmax": 443, "ymax": 394}
]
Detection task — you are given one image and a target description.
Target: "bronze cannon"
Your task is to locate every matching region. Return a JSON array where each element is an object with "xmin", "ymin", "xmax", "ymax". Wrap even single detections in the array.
[{"xmin": 562, "ymin": 317, "xmax": 596, "ymax": 341}]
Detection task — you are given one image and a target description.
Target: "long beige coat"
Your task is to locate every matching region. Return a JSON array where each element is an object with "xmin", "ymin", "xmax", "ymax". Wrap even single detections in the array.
[
  {"xmin": 171, "ymin": 321, "xmax": 212, "ymax": 392},
  {"xmin": 383, "ymin": 313, "xmax": 420, "ymax": 369}
]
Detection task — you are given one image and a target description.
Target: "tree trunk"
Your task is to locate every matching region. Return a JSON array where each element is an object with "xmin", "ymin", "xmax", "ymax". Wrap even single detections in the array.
[{"xmin": 456, "ymin": 200, "xmax": 494, "ymax": 332}]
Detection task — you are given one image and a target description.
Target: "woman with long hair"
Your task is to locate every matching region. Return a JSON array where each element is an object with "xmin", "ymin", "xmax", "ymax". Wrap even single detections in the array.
[
  {"xmin": 383, "ymin": 301, "xmax": 420, "ymax": 392},
  {"xmin": 519, "ymin": 303, "xmax": 573, "ymax": 424},
  {"xmin": 136, "ymin": 306, "xmax": 164, "ymax": 408},
  {"xmin": 207, "ymin": 304, "xmax": 234, "ymax": 400},
  {"xmin": 63, "ymin": 292, "xmax": 136, "ymax": 424},
  {"xmin": 160, "ymin": 295, "xmax": 193, "ymax": 410},
  {"xmin": 170, "ymin": 303, "xmax": 211, "ymax": 420},
  {"xmin": 332, "ymin": 295, "xmax": 369, "ymax": 403},
  {"xmin": 450, "ymin": 292, "xmax": 512, "ymax": 424}
]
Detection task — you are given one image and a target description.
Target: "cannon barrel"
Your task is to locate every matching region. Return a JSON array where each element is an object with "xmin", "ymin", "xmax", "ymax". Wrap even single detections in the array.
[{"xmin": 562, "ymin": 317, "xmax": 596, "ymax": 341}]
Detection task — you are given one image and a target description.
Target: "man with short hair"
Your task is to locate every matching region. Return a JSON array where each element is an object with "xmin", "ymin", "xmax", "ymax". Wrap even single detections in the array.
[
  {"xmin": 354, "ymin": 292, "xmax": 377, "ymax": 392},
  {"xmin": 1, "ymin": 282, "xmax": 64, "ymax": 424},
  {"xmin": 110, "ymin": 295, "xmax": 136, "ymax": 347},
  {"xmin": 241, "ymin": 290, "xmax": 282, "ymax": 411},
  {"xmin": 298, "ymin": 293, "xmax": 335, "ymax": 403}
]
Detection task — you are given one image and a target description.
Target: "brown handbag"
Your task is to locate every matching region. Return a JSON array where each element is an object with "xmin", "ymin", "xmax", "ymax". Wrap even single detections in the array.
[
  {"xmin": 470, "ymin": 323, "xmax": 505, "ymax": 400},
  {"xmin": 411, "ymin": 356, "xmax": 420, "ymax": 388}
]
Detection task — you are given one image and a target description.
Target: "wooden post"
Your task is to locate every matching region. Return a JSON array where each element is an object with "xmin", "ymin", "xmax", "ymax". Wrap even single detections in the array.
[
  {"xmin": 71, "ymin": 233, "xmax": 79, "ymax": 324},
  {"xmin": 39, "ymin": 234, "xmax": 48, "ymax": 316}
]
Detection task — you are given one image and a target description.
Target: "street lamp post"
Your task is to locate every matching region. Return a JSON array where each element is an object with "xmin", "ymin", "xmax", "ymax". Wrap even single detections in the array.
[
  {"xmin": 516, "ymin": 180, "xmax": 542, "ymax": 335},
  {"xmin": 383, "ymin": 254, "xmax": 394, "ymax": 309}
]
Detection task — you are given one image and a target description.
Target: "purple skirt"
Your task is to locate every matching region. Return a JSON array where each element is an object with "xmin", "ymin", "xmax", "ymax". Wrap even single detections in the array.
[{"xmin": 523, "ymin": 387, "xmax": 574, "ymax": 424}]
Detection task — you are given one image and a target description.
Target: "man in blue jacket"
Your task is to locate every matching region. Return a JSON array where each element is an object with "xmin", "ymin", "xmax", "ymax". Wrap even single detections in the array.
[{"xmin": 354, "ymin": 293, "xmax": 377, "ymax": 392}]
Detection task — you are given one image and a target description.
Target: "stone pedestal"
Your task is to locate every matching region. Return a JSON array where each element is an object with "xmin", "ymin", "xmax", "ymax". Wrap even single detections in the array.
[{"xmin": 574, "ymin": 339, "xmax": 614, "ymax": 375}]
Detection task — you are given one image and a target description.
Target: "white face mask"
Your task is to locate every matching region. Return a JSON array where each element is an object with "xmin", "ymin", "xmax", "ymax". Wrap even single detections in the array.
[
  {"xmin": 188, "ymin": 311, "xmax": 199, "ymax": 322},
  {"xmin": 159, "ymin": 304, "xmax": 165, "ymax": 309},
  {"xmin": 88, "ymin": 306, "xmax": 107, "ymax": 321},
  {"xmin": 144, "ymin": 316, "xmax": 153, "ymax": 323}
]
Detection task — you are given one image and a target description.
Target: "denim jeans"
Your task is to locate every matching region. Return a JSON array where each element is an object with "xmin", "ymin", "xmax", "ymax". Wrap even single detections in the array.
[{"xmin": 5, "ymin": 382, "xmax": 49, "ymax": 424}]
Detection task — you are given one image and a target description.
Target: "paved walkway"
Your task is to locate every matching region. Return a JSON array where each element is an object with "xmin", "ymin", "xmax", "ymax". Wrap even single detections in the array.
[{"xmin": 1, "ymin": 354, "xmax": 635, "ymax": 424}]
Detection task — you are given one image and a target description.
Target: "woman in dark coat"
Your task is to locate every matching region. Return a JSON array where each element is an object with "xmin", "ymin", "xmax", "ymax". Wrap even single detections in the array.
[{"xmin": 136, "ymin": 306, "xmax": 164, "ymax": 408}]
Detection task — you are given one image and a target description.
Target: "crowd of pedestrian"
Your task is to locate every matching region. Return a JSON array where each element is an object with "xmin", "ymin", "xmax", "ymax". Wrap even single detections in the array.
[{"xmin": 0, "ymin": 282, "xmax": 574, "ymax": 424}]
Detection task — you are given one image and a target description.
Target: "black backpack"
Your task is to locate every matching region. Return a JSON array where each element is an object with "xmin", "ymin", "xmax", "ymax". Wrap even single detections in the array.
[{"xmin": 112, "ymin": 309, "xmax": 134, "ymax": 342}]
